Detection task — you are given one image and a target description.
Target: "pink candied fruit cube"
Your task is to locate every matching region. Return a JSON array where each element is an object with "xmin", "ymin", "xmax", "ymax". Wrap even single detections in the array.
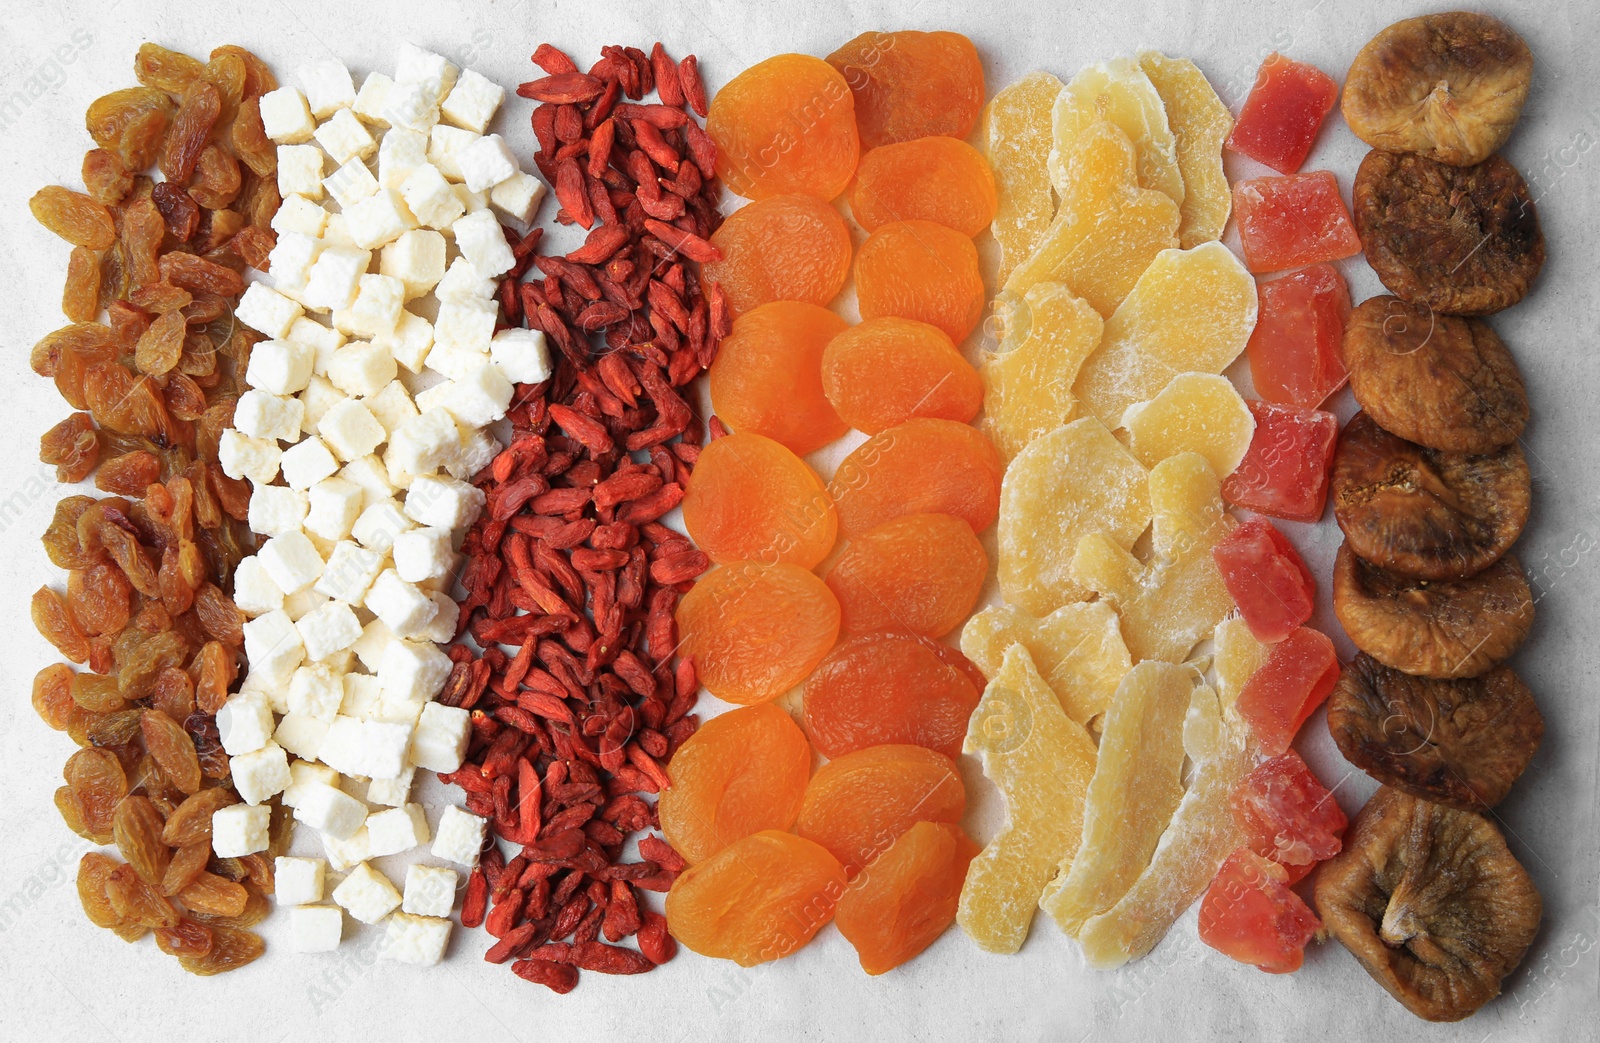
[
  {"xmin": 1235, "ymin": 626, "xmax": 1339, "ymax": 756},
  {"xmin": 1223, "ymin": 400, "xmax": 1339, "ymax": 523},
  {"xmin": 1233, "ymin": 171, "xmax": 1362, "ymax": 274},
  {"xmin": 1226, "ymin": 53, "xmax": 1340, "ymax": 174},
  {"xmin": 1212, "ymin": 518, "xmax": 1316, "ymax": 643},
  {"xmin": 1247, "ymin": 263, "xmax": 1351, "ymax": 408},
  {"xmin": 1198, "ymin": 849, "xmax": 1323, "ymax": 973},
  {"xmin": 1229, "ymin": 750, "xmax": 1348, "ymax": 884}
]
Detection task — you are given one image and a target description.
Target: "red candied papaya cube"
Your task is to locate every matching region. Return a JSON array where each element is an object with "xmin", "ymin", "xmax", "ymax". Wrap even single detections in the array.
[
  {"xmin": 1226, "ymin": 54, "xmax": 1339, "ymax": 174},
  {"xmin": 1223, "ymin": 400, "xmax": 1338, "ymax": 523},
  {"xmin": 1233, "ymin": 171, "xmax": 1361, "ymax": 273},
  {"xmin": 1230, "ymin": 751, "xmax": 1347, "ymax": 884},
  {"xmin": 1235, "ymin": 627, "xmax": 1339, "ymax": 756},
  {"xmin": 1199, "ymin": 849, "xmax": 1323, "ymax": 973},
  {"xmin": 1247, "ymin": 263, "xmax": 1351, "ymax": 408},
  {"xmin": 1212, "ymin": 518, "xmax": 1316, "ymax": 644}
]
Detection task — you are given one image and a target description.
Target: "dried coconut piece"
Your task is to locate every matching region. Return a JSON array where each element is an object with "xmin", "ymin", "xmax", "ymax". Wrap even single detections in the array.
[
  {"xmin": 1073, "ymin": 241, "xmax": 1258, "ymax": 430},
  {"xmin": 1048, "ymin": 58, "xmax": 1185, "ymax": 212},
  {"xmin": 959, "ymin": 601, "xmax": 1132, "ymax": 729},
  {"xmin": 958, "ymin": 644, "xmax": 1098, "ymax": 954},
  {"xmin": 1002, "ymin": 120, "xmax": 1179, "ymax": 318},
  {"xmin": 1138, "ymin": 51, "xmax": 1233, "ymax": 248},
  {"xmin": 999, "ymin": 417, "xmax": 1152, "ymax": 615},
  {"xmin": 1072, "ymin": 453, "xmax": 1236, "ymax": 663},
  {"xmin": 1076, "ymin": 681, "xmax": 1251, "ymax": 967},
  {"xmin": 1212, "ymin": 613, "xmax": 1268, "ymax": 710},
  {"xmin": 980, "ymin": 281, "xmax": 1103, "ymax": 462},
  {"xmin": 1040, "ymin": 661, "xmax": 1194, "ymax": 935},
  {"xmin": 1121, "ymin": 372, "xmax": 1255, "ymax": 477},
  {"xmin": 985, "ymin": 71, "xmax": 1064, "ymax": 285}
]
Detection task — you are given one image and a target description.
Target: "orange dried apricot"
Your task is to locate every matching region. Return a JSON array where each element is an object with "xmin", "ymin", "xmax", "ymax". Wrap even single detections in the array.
[
  {"xmin": 827, "ymin": 31, "xmax": 985, "ymax": 149},
  {"xmin": 803, "ymin": 632, "xmax": 984, "ymax": 759},
  {"xmin": 855, "ymin": 221, "xmax": 985, "ymax": 343},
  {"xmin": 709, "ymin": 301, "xmax": 849, "ymax": 456},
  {"xmin": 666, "ymin": 830, "xmax": 847, "ymax": 966},
  {"xmin": 701, "ymin": 194, "xmax": 852, "ymax": 317},
  {"xmin": 707, "ymin": 54, "xmax": 860, "ymax": 201},
  {"xmin": 828, "ymin": 418, "xmax": 1004, "ymax": 538},
  {"xmin": 835, "ymin": 820, "xmax": 979, "ymax": 975},
  {"xmin": 677, "ymin": 561, "xmax": 841, "ymax": 706},
  {"xmin": 849, "ymin": 137, "xmax": 998, "ymax": 236},
  {"xmin": 658, "ymin": 704, "xmax": 813, "ymax": 865},
  {"xmin": 796, "ymin": 744, "xmax": 966, "ymax": 872},
  {"xmin": 824, "ymin": 513, "xmax": 987, "ymax": 638},
  {"xmin": 820, "ymin": 317, "xmax": 982, "ymax": 434},
  {"xmin": 682, "ymin": 432, "xmax": 838, "ymax": 569}
]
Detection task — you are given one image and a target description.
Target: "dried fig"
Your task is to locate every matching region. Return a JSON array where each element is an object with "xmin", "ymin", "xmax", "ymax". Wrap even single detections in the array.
[
  {"xmin": 1353, "ymin": 149, "xmax": 1544, "ymax": 315},
  {"xmin": 1342, "ymin": 296, "xmax": 1527, "ymax": 453},
  {"xmin": 1314, "ymin": 787, "xmax": 1540, "ymax": 1022},
  {"xmin": 1329, "ymin": 654, "xmax": 1542, "ymax": 809},
  {"xmin": 1332, "ymin": 542, "xmax": 1532, "ymax": 679},
  {"xmin": 1332, "ymin": 411, "xmax": 1529, "ymax": 579},
  {"xmin": 1342, "ymin": 13, "xmax": 1533, "ymax": 167}
]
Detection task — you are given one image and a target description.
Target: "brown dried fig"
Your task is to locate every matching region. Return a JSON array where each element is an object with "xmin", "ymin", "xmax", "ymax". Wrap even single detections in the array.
[
  {"xmin": 1342, "ymin": 297, "xmax": 1527, "ymax": 453},
  {"xmin": 1353, "ymin": 150, "xmax": 1544, "ymax": 316},
  {"xmin": 1343, "ymin": 13, "xmax": 1533, "ymax": 167},
  {"xmin": 1314, "ymin": 787, "xmax": 1541, "ymax": 1022},
  {"xmin": 1332, "ymin": 542, "xmax": 1532, "ymax": 679},
  {"xmin": 1328, "ymin": 654, "xmax": 1542, "ymax": 809},
  {"xmin": 1332, "ymin": 412, "xmax": 1529, "ymax": 580}
]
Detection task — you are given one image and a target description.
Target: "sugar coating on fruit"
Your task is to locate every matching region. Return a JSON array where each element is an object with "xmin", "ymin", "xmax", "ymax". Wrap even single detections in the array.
[
  {"xmin": 707, "ymin": 54, "xmax": 860, "ymax": 202},
  {"xmin": 1198, "ymin": 848, "xmax": 1323, "ymax": 972},
  {"xmin": 828, "ymin": 418, "xmax": 1004, "ymax": 538},
  {"xmin": 802, "ymin": 631, "xmax": 983, "ymax": 759},
  {"xmin": 1048, "ymin": 58, "xmax": 1185, "ymax": 213},
  {"xmin": 835, "ymin": 820, "xmax": 978, "ymax": 975},
  {"xmin": 821, "ymin": 318, "xmax": 983, "ymax": 435},
  {"xmin": 796, "ymin": 744, "xmax": 966, "ymax": 873},
  {"xmin": 709, "ymin": 300, "xmax": 849, "ymax": 456},
  {"xmin": 1139, "ymin": 51, "xmax": 1234, "ymax": 248},
  {"xmin": 959, "ymin": 601, "xmax": 1132, "ymax": 729},
  {"xmin": 1072, "ymin": 452, "xmax": 1236, "ymax": 664},
  {"xmin": 1040, "ymin": 661, "xmax": 1195, "ymax": 935},
  {"xmin": 849, "ymin": 136, "xmax": 997, "ymax": 237},
  {"xmin": 1235, "ymin": 626, "xmax": 1339, "ymax": 756},
  {"xmin": 854, "ymin": 220, "xmax": 986, "ymax": 342},
  {"xmin": 1003, "ymin": 120, "xmax": 1179, "ymax": 318},
  {"xmin": 1212, "ymin": 614, "xmax": 1268, "ymax": 710},
  {"xmin": 825, "ymin": 513, "xmax": 988, "ymax": 639},
  {"xmin": 981, "ymin": 282, "xmax": 1103, "ymax": 462},
  {"xmin": 999, "ymin": 417, "xmax": 1152, "ymax": 615},
  {"xmin": 985, "ymin": 71, "xmax": 1064, "ymax": 285},
  {"xmin": 702, "ymin": 194, "xmax": 853, "ymax": 317},
  {"xmin": 1232, "ymin": 171, "xmax": 1361, "ymax": 274},
  {"xmin": 1072, "ymin": 242, "xmax": 1258, "ymax": 430},
  {"xmin": 958, "ymin": 644, "xmax": 1098, "ymax": 954},
  {"xmin": 1121, "ymin": 372, "xmax": 1255, "ymax": 477},
  {"xmin": 1075, "ymin": 681, "xmax": 1251, "ymax": 968},
  {"xmin": 681, "ymin": 431, "xmax": 838, "ymax": 569}
]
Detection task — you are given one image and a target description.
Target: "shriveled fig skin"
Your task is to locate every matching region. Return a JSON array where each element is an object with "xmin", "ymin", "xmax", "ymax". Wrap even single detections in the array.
[
  {"xmin": 1331, "ymin": 542, "xmax": 1533, "ymax": 679},
  {"xmin": 1342, "ymin": 12, "xmax": 1533, "ymax": 167},
  {"xmin": 1314, "ymin": 787, "xmax": 1541, "ymax": 1022},
  {"xmin": 1328, "ymin": 654, "xmax": 1543, "ymax": 809},
  {"xmin": 1342, "ymin": 297, "xmax": 1528, "ymax": 453},
  {"xmin": 1332, "ymin": 411, "xmax": 1529, "ymax": 580},
  {"xmin": 1353, "ymin": 150, "xmax": 1544, "ymax": 316}
]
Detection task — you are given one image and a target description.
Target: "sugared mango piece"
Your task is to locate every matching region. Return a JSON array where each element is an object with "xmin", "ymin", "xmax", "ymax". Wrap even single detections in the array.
[
  {"xmin": 1139, "ymin": 51, "xmax": 1234, "ymax": 248},
  {"xmin": 959, "ymin": 601, "xmax": 1132, "ymax": 729},
  {"xmin": 1121, "ymin": 372, "xmax": 1255, "ymax": 477},
  {"xmin": 1048, "ymin": 57, "xmax": 1185, "ymax": 212},
  {"xmin": 980, "ymin": 282, "xmax": 1103, "ymax": 462},
  {"xmin": 985, "ymin": 71, "xmax": 1064, "ymax": 285}
]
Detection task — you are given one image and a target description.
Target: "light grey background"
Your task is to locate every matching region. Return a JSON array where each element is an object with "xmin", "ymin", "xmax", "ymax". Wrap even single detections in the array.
[{"xmin": 0, "ymin": 0, "xmax": 1595, "ymax": 1040}]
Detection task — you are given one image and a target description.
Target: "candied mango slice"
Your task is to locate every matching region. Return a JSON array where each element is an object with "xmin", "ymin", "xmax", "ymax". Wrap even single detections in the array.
[
  {"xmin": 1040, "ymin": 661, "xmax": 1194, "ymax": 935},
  {"xmin": 999, "ymin": 417, "xmax": 1152, "ymax": 615},
  {"xmin": 1071, "ymin": 453, "xmax": 1235, "ymax": 663},
  {"xmin": 1075, "ymin": 682, "xmax": 1252, "ymax": 967},
  {"xmin": 1072, "ymin": 242, "xmax": 1258, "ymax": 430},
  {"xmin": 985, "ymin": 71, "xmax": 1064, "ymax": 285},
  {"xmin": 1121, "ymin": 372, "xmax": 1255, "ymax": 477},
  {"xmin": 1003, "ymin": 120, "xmax": 1179, "ymax": 318},
  {"xmin": 1138, "ymin": 51, "xmax": 1234, "ymax": 248},
  {"xmin": 1048, "ymin": 58, "xmax": 1185, "ymax": 212},
  {"xmin": 959, "ymin": 601, "xmax": 1132, "ymax": 729},
  {"xmin": 1212, "ymin": 614, "xmax": 1268, "ymax": 710},
  {"xmin": 958, "ymin": 644, "xmax": 1098, "ymax": 954},
  {"xmin": 980, "ymin": 282, "xmax": 1103, "ymax": 463},
  {"xmin": 835, "ymin": 820, "xmax": 978, "ymax": 975}
]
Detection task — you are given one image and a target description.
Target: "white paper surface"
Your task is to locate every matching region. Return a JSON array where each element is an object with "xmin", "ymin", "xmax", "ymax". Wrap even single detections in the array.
[{"xmin": 0, "ymin": 0, "xmax": 1596, "ymax": 1039}]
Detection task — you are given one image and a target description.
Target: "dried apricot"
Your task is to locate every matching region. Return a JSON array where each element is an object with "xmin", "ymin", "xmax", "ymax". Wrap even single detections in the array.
[
  {"xmin": 835, "ymin": 821, "xmax": 978, "ymax": 975},
  {"xmin": 701, "ymin": 194, "xmax": 852, "ymax": 317},
  {"xmin": 820, "ymin": 318, "xmax": 982, "ymax": 434},
  {"xmin": 803, "ymin": 632, "xmax": 984, "ymax": 759},
  {"xmin": 849, "ymin": 137, "xmax": 996, "ymax": 236},
  {"xmin": 667, "ymin": 830, "xmax": 846, "ymax": 966},
  {"xmin": 828, "ymin": 418, "xmax": 1003, "ymax": 538},
  {"xmin": 709, "ymin": 301, "xmax": 849, "ymax": 456},
  {"xmin": 824, "ymin": 513, "xmax": 986, "ymax": 638},
  {"xmin": 658, "ymin": 704, "xmax": 812, "ymax": 865},
  {"xmin": 854, "ymin": 221, "xmax": 985, "ymax": 343},
  {"xmin": 959, "ymin": 601, "xmax": 1132, "ymax": 728},
  {"xmin": 826, "ymin": 31, "xmax": 984, "ymax": 149},
  {"xmin": 681, "ymin": 431, "xmax": 837, "ymax": 568},
  {"xmin": 796, "ymin": 744, "xmax": 965, "ymax": 872},
  {"xmin": 707, "ymin": 54, "xmax": 859, "ymax": 201},
  {"xmin": 677, "ymin": 561, "xmax": 840, "ymax": 705}
]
